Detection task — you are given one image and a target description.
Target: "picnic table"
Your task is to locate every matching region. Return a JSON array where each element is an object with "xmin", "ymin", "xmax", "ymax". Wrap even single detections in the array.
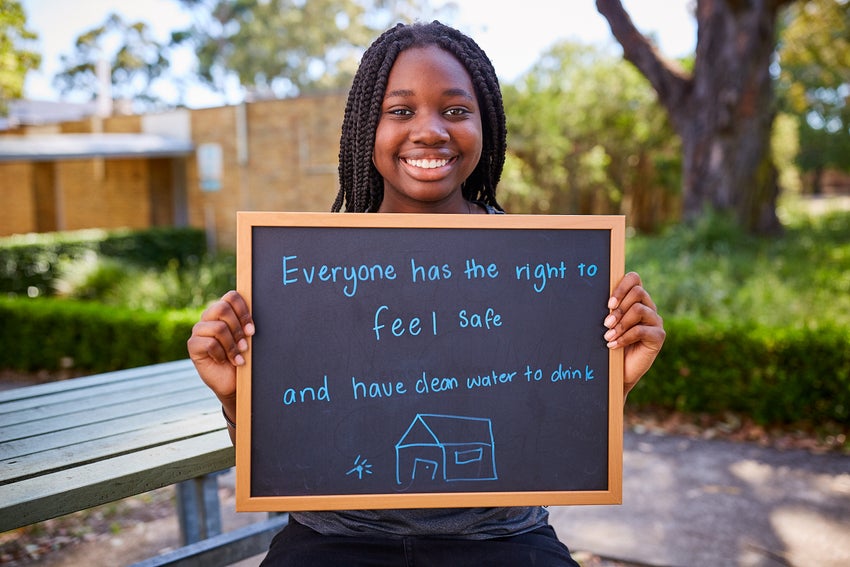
[{"xmin": 0, "ymin": 358, "xmax": 287, "ymax": 566}]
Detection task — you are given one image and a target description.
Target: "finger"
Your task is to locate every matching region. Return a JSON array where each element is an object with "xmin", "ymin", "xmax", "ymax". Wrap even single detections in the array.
[
  {"xmin": 186, "ymin": 333, "xmax": 234, "ymax": 364},
  {"xmin": 189, "ymin": 316, "xmax": 246, "ymax": 366},
  {"xmin": 607, "ymin": 311, "xmax": 665, "ymax": 350},
  {"xmin": 220, "ymin": 290, "xmax": 255, "ymax": 337},
  {"xmin": 604, "ymin": 302, "xmax": 662, "ymax": 347},
  {"xmin": 608, "ymin": 271, "xmax": 642, "ymax": 310},
  {"xmin": 604, "ymin": 284, "xmax": 656, "ymax": 332},
  {"xmin": 200, "ymin": 294, "xmax": 254, "ymax": 353}
]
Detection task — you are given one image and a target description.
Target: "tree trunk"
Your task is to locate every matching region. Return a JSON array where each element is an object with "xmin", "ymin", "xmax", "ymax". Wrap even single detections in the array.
[{"xmin": 597, "ymin": 0, "xmax": 792, "ymax": 234}]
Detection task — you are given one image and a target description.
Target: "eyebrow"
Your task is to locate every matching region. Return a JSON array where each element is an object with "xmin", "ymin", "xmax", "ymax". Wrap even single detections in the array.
[{"xmin": 384, "ymin": 88, "xmax": 475, "ymax": 100}]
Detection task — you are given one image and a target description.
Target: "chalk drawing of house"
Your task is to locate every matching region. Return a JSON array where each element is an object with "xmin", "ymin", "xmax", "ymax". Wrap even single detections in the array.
[{"xmin": 395, "ymin": 414, "xmax": 497, "ymax": 485}]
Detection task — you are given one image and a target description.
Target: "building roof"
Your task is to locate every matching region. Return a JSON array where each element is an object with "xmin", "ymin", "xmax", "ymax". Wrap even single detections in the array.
[
  {"xmin": 0, "ymin": 100, "xmax": 99, "ymax": 130},
  {"xmin": 0, "ymin": 133, "xmax": 194, "ymax": 162}
]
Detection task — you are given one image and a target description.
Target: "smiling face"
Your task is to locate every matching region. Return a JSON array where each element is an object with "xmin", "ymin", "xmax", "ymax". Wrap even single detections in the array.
[{"xmin": 373, "ymin": 45, "xmax": 483, "ymax": 213}]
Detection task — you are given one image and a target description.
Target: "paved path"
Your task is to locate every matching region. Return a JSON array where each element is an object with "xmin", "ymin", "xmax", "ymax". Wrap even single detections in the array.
[{"xmin": 549, "ymin": 431, "xmax": 850, "ymax": 567}]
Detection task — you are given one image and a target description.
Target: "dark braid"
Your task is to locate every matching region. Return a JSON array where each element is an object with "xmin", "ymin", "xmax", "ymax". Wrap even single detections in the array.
[{"xmin": 333, "ymin": 21, "xmax": 507, "ymax": 213}]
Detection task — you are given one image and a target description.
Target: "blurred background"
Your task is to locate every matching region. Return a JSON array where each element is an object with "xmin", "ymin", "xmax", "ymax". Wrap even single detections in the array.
[{"xmin": 1, "ymin": 1, "xmax": 848, "ymax": 565}]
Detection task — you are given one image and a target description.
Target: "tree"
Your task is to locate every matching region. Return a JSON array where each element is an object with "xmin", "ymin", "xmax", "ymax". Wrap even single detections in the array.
[
  {"xmin": 501, "ymin": 41, "xmax": 681, "ymax": 232},
  {"xmin": 173, "ymin": 0, "xmax": 427, "ymax": 100},
  {"xmin": 53, "ymin": 13, "xmax": 172, "ymax": 111},
  {"xmin": 0, "ymin": 0, "xmax": 41, "ymax": 114},
  {"xmin": 775, "ymin": 0, "xmax": 850, "ymax": 194},
  {"xmin": 597, "ymin": 0, "xmax": 794, "ymax": 234}
]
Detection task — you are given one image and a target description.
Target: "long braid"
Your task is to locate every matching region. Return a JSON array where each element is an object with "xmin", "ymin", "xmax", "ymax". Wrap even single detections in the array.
[{"xmin": 333, "ymin": 21, "xmax": 507, "ymax": 213}]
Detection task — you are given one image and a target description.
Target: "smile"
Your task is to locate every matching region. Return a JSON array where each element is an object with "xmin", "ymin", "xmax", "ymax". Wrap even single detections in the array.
[{"xmin": 403, "ymin": 158, "xmax": 452, "ymax": 169}]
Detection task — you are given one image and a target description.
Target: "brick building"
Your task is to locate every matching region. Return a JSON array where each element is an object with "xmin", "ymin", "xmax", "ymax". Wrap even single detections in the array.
[{"xmin": 1, "ymin": 93, "xmax": 347, "ymax": 250}]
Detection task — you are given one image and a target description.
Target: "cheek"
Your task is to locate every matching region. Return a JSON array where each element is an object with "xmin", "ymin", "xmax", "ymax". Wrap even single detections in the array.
[{"xmin": 372, "ymin": 124, "xmax": 395, "ymax": 171}]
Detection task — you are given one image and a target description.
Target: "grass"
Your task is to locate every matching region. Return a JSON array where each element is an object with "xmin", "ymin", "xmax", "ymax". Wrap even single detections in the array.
[{"xmin": 626, "ymin": 199, "xmax": 850, "ymax": 329}]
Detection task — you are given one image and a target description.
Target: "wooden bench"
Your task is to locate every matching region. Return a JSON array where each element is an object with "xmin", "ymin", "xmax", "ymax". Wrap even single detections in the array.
[{"xmin": 0, "ymin": 359, "xmax": 287, "ymax": 566}]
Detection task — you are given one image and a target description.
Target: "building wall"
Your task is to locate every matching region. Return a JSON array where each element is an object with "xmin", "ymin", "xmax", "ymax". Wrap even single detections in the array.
[
  {"xmin": 1, "ymin": 162, "xmax": 35, "ymax": 235},
  {"xmin": 0, "ymin": 93, "xmax": 347, "ymax": 246},
  {"xmin": 56, "ymin": 159, "xmax": 151, "ymax": 231},
  {"xmin": 186, "ymin": 94, "xmax": 345, "ymax": 249}
]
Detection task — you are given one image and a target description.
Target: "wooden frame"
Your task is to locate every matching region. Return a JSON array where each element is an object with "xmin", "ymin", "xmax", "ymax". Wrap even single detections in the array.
[{"xmin": 236, "ymin": 212, "xmax": 624, "ymax": 511}]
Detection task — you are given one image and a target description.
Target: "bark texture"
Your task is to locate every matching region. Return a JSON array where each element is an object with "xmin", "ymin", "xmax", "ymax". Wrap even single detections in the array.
[{"xmin": 597, "ymin": 0, "xmax": 794, "ymax": 233}]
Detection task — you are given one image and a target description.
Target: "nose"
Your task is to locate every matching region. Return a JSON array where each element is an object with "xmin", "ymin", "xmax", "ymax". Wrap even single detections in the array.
[{"xmin": 410, "ymin": 112, "xmax": 449, "ymax": 145}]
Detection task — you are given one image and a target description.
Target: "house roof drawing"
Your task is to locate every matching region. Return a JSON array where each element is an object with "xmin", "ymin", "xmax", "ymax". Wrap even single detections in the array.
[{"xmin": 397, "ymin": 414, "xmax": 495, "ymax": 448}]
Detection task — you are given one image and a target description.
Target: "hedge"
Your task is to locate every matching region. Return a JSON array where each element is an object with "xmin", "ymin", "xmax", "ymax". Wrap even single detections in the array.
[
  {"xmin": 0, "ymin": 297, "xmax": 199, "ymax": 373},
  {"xmin": 2, "ymin": 294, "xmax": 848, "ymax": 427},
  {"xmin": 629, "ymin": 318, "xmax": 850, "ymax": 425},
  {"xmin": 0, "ymin": 227, "xmax": 207, "ymax": 297}
]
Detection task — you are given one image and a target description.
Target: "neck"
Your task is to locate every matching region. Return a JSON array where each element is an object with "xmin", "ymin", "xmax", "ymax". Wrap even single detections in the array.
[{"xmin": 378, "ymin": 196, "xmax": 475, "ymax": 214}]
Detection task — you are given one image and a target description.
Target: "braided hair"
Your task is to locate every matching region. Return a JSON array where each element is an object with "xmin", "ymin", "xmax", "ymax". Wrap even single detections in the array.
[{"xmin": 332, "ymin": 21, "xmax": 507, "ymax": 213}]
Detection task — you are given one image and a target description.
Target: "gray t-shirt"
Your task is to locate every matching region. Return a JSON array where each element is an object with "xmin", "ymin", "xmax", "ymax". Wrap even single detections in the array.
[
  {"xmin": 291, "ymin": 506, "xmax": 550, "ymax": 539},
  {"xmin": 292, "ymin": 203, "xmax": 551, "ymax": 539}
]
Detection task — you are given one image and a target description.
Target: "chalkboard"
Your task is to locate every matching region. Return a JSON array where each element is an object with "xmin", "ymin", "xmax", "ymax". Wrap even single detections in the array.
[{"xmin": 235, "ymin": 212, "xmax": 624, "ymax": 511}]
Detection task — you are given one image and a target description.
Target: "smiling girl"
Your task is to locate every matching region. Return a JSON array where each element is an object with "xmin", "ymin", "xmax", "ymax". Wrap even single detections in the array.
[{"xmin": 188, "ymin": 21, "xmax": 665, "ymax": 566}]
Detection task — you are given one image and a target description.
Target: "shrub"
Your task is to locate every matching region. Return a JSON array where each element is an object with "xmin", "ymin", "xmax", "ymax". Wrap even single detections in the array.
[
  {"xmin": 629, "ymin": 318, "xmax": 850, "ymax": 425},
  {"xmin": 0, "ymin": 297, "xmax": 199, "ymax": 373},
  {"xmin": 0, "ymin": 227, "xmax": 207, "ymax": 297}
]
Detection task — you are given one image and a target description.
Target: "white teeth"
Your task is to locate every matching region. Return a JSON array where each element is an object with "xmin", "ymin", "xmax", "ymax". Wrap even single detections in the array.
[{"xmin": 405, "ymin": 158, "xmax": 449, "ymax": 169}]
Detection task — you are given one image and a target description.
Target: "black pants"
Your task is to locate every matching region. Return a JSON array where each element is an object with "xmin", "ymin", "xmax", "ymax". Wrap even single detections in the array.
[{"xmin": 260, "ymin": 519, "xmax": 581, "ymax": 566}]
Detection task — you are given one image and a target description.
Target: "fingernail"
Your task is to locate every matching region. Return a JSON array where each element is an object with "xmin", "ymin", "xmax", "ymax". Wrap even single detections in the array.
[
  {"xmin": 238, "ymin": 338, "xmax": 248, "ymax": 352},
  {"xmin": 608, "ymin": 297, "xmax": 618, "ymax": 309},
  {"xmin": 604, "ymin": 315, "xmax": 616, "ymax": 328},
  {"xmin": 607, "ymin": 340, "xmax": 618, "ymax": 349},
  {"xmin": 604, "ymin": 329, "xmax": 616, "ymax": 341},
  {"xmin": 235, "ymin": 354, "xmax": 245, "ymax": 366},
  {"xmin": 245, "ymin": 323, "xmax": 255, "ymax": 336}
]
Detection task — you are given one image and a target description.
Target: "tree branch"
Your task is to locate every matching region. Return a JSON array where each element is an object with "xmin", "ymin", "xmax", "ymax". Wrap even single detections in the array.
[{"xmin": 595, "ymin": 0, "xmax": 691, "ymax": 115}]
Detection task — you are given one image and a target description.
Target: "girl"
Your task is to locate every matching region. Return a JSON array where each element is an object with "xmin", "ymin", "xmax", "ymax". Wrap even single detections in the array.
[{"xmin": 188, "ymin": 21, "xmax": 665, "ymax": 566}]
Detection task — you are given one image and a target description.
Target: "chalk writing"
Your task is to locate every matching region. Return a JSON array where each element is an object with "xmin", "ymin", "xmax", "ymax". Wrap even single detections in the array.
[
  {"xmin": 243, "ymin": 216, "xmax": 622, "ymax": 503},
  {"xmin": 282, "ymin": 255, "xmax": 398, "ymax": 298}
]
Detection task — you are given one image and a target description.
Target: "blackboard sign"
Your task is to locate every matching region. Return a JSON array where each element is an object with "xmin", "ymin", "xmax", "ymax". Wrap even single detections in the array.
[{"xmin": 235, "ymin": 212, "xmax": 624, "ymax": 511}]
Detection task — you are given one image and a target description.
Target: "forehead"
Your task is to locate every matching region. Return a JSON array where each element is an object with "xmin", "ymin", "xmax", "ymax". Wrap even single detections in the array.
[{"xmin": 385, "ymin": 45, "xmax": 474, "ymax": 93}]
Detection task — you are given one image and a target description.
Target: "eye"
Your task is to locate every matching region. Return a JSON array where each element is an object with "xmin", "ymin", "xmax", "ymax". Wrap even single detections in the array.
[
  {"xmin": 387, "ymin": 107, "xmax": 413, "ymax": 117},
  {"xmin": 444, "ymin": 107, "xmax": 470, "ymax": 117}
]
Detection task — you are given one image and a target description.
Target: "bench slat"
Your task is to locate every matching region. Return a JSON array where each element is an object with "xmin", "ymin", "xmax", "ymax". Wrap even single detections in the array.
[
  {"xmin": 0, "ymin": 431, "xmax": 235, "ymax": 532},
  {"xmin": 0, "ymin": 359, "xmax": 196, "ymax": 403},
  {"xmin": 0, "ymin": 386, "xmax": 215, "ymax": 442},
  {"xmin": 0, "ymin": 376, "xmax": 203, "ymax": 427},
  {"xmin": 1, "ymin": 412, "xmax": 225, "ymax": 483},
  {"xmin": 0, "ymin": 398, "xmax": 219, "ymax": 462}
]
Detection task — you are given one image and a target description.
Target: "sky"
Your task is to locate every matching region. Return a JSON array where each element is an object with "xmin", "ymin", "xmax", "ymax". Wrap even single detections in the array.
[{"xmin": 19, "ymin": 0, "xmax": 697, "ymax": 109}]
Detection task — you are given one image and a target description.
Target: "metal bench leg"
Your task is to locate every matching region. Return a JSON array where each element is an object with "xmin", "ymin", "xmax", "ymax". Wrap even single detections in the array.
[{"xmin": 176, "ymin": 472, "xmax": 223, "ymax": 545}]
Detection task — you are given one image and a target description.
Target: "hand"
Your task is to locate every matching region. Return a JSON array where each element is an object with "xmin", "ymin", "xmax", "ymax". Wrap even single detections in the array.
[
  {"xmin": 186, "ymin": 290, "xmax": 254, "ymax": 421},
  {"xmin": 603, "ymin": 272, "xmax": 665, "ymax": 397}
]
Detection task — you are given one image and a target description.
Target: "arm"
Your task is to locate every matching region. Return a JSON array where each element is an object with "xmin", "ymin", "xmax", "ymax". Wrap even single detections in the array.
[
  {"xmin": 603, "ymin": 272, "xmax": 665, "ymax": 398},
  {"xmin": 186, "ymin": 290, "xmax": 255, "ymax": 444}
]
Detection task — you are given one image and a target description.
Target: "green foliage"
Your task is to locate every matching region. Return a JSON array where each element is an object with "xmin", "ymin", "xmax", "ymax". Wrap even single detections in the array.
[
  {"xmin": 625, "ymin": 205, "xmax": 850, "ymax": 426},
  {"xmin": 0, "ymin": 0, "xmax": 41, "ymax": 114},
  {"xmin": 0, "ymin": 227, "xmax": 207, "ymax": 297},
  {"xmin": 4, "ymin": 206, "xmax": 849, "ymax": 428},
  {"xmin": 61, "ymin": 254, "xmax": 236, "ymax": 311},
  {"xmin": 52, "ymin": 12, "xmax": 172, "ymax": 110},
  {"xmin": 0, "ymin": 296, "xmax": 199, "ymax": 372},
  {"xmin": 776, "ymin": 0, "xmax": 850, "ymax": 180},
  {"xmin": 501, "ymin": 41, "xmax": 681, "ymax": 232},
  {"xmin": 173, "ymin": 0, "xmax": 426, "ymax": 98},
  {"xmin": 626, "ymin": 207, "xmax": 850, "ymax": 328},
  {"xmin": 631, "ymin": 320, "xmax": 850, "ymax": 426}
]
